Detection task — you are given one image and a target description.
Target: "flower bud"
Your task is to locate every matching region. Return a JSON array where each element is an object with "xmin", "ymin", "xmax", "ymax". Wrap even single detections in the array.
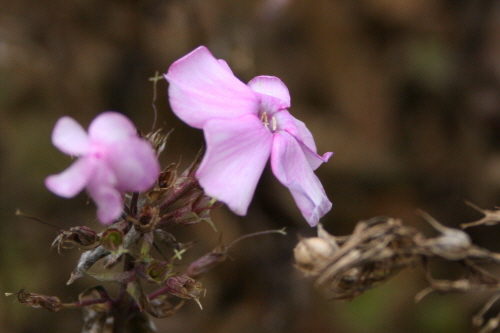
[{"xmin": 185, "ymin": 250, "xmax": 227, "ymax": 279}]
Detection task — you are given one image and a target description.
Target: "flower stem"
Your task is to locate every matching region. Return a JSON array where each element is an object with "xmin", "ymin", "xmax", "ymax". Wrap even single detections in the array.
[
  {"xmin": 111, "ymin": 253, "xmax": 136, "ymax": 333},
  {"xmin": 62, "ymin": 298, "xmax": 109, "ymax": 309}
]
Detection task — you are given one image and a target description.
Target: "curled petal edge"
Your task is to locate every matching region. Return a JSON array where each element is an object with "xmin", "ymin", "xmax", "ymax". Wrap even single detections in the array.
[{"xmin": 270, "ymin": 131, "xmax": 332, "ymax": 226}]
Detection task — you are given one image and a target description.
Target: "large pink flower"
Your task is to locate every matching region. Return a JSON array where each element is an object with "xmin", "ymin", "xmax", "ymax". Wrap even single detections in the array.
[
  {"xmin": 45, "ymin": 112, "xmax": 160, "ymax": 225},
  {"xmin": 165, "ymin": 46, "xmax": 332, "ymax": 226}
]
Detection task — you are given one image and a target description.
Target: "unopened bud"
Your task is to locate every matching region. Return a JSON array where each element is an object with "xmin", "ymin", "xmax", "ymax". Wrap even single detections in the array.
[{"xmin": 185, "ymin": 249, "xmax": 228, "ymax": 279}]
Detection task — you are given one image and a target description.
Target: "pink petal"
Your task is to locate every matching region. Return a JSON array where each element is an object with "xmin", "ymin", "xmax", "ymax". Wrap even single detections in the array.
[
  {"xmin": 290, "ymin": 116, "xmax": 317, "ymax": 152},
  {"xmin": 274, "ymin": 111, "xmax": 332, "ymax": 170},
  {"xmin": 271, "ymin": 131, "xmax": 332, "ymax": 226},
  {"xmin": 165, "ymin": 46, "xmax": 259, "ymax": 128},
  {"xmin": 248, "ymin": 76, "xmax": 290, "ymax": 108},
  {"xmin": 217, "ymin": 59, "xmax": 233, "ymax": 73},
  {"xmin": 273, "ymin": 110, "xmax": 300, "ymax": 137},
  {"xmin": 51, "ymin": 116, "xmax": 90, "ymax": 156},
  {"xmin": 255, "ymin": 93, "xmax": 289, "ymax": 117},
  {"xmin": 45, "ymin": 157, "xmax": 94, "ymax": 198},
  {"xmin": 274, "ymin": 111, "xmax": 313, "ymax": 149},
  {"xmin": 88, "ymin": 112, "xmax": 137, "ymax": 143},
  {"xmin": 88, "ymin": 185, "xmax": 123, "ymax": 225},
  {"xmin": 299, "ymin": 143, "xmax": 333, "ymax": 171},
  {"xmin": 106, "ymin": 138, "xmax": 160, "ymax": 192},
  {"xmin": 87, "ymin": 164, "xmax": 122, "ymax": 225},
  {"xmin": 196, "ymin": 114, "xmax": 273, "ymax": 215}
]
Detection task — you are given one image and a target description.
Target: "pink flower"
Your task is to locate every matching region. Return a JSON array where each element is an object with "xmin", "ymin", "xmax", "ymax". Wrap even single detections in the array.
[
  {"xmin": 45, "ymin": 112, "xmax": 160, "ymax": 225},
  {"xmin": 165, "ymin": 46, "xmax": 332, "ymax": 226}
]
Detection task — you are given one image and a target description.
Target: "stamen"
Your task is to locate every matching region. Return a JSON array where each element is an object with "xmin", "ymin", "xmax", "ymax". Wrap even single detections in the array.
[
  {"xmin": 271, "ymin": 116, "xmax": 277, "ymax": 131},
  {"xmin": 260, "ymin": 112, "xmax": 269, "ymax": 130}
]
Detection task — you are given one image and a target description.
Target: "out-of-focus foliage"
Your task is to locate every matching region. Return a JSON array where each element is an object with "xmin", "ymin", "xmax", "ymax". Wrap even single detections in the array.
[{"xmin": 2, "ymin": 0, "xmax": 500, "ymax": 332}]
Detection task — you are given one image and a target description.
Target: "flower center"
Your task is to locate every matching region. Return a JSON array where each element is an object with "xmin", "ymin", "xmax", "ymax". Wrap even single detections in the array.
[
  {"xmin": 260, "ymin": 112, "xmax": 277, "ymax": 132},
  {"xmin": 89, "ymin": 144, "xmax": 107, "ymax": 160}
]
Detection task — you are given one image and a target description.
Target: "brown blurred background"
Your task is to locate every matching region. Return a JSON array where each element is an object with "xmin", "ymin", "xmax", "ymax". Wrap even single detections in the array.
[{"xmin": 2, "ymin": 0, "xmax": 500, "ymax": 332}]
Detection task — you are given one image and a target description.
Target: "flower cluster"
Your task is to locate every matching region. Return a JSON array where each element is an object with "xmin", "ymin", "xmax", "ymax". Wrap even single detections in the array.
[
  {"xmin": 47, "ymin": 46, "xmax": 332, "ymax": 227},
  {"xmin": 16, "ymin": 44, "xmax": 500, "ymax": 333},
  {"xmin": 11, "ymin": 46, "xmax": 333, "ymax": 332}
]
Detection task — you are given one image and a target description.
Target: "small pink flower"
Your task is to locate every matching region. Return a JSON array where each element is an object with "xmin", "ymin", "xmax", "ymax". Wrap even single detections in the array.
[
  {"xmin": 45, "ymin": 112, "xmax": 160, "ymax": 225},
  {"xmin": 165, "ymin": 46, "xmax": 332, "ymax": 226}
]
